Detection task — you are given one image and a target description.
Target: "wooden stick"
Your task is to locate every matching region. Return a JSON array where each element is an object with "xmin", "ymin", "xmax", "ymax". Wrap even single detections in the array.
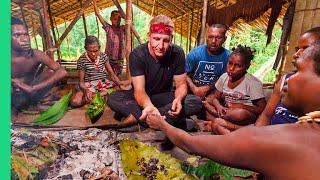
[
  {"xmin": 95, "ymin": 16, "xmax": 100, "ymax": 39},
  {"xmin": 199, "ymin": 0, "xmax": 208, "ymax": 45},
  {"xmin": 79, "ymin": 0, "xmax": 88, "ymax": 38},
  {"xmin": 125, "ymin": 0, "xmax": 133, "ymax": 76},
  {"xmin": 31, "ymin": 14, "xmax": 39, "ymax": 50},
  {"xmin": 41, "ymin": 0, "xmax": 54, "ymax": 59},
  {"xmin": 47, "ymin": 0, "xmax": 62, "ymax": 61},
  {"xmin": 56, "ymin": 0, "xmax": 91, "ymax": 47}
]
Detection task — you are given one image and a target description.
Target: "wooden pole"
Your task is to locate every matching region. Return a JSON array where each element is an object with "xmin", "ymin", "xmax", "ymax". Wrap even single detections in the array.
[
  {"xmin": 188, "ymin": 0, "xmax": 195, "ymax": 51},
  {"xmin": 186, "ymin": 13, "xmax": 190, "ymax": 53},
  {"xmin": 125, "ymin": 0, "xmax": 133, "ymax": 76},
  {"xmin": 40, "ymin": 0, "xmax": 54, "ymax": 59},
  {"xmin": 56, "ymin": 0, "xmax": 91, "ymax": 47},
  {"xmin": 95, "ymin": 16, "xmax": 100, "ymax": 39},
  {"xmin": 31, "ymin": 14, "xmax": 39, "ymax": 50},
  {"xmin": 199, "ymin": 0, "xmax": 208, "ymax": 45},
  {"xmin": 196, "ymin": 8, "xmax": 201, "ymax": 46},
  {"xmin": 64, "ymin": 20, "xmax": 71, "ymax": 59},
  {"xmin": 19, "ymin": 2, "xmax": 29, "ymax": 31},
  {"xmin": 180, "ymin": 15, "xmax": 183, "ymax": 47},
  {"xmin": 79, "ymin": 0, "xmax": 88, "ymax": 38},
  {"xmin": 36, "ymin": 9, "xmax": 46, "ymax": 51},
  {"xmin": 47, "ymin": 0, "xmax": 62, "ymax": 61},
  {"xmin": 111, "ymin": 0, "xmax": 142, "ymax": 44}
]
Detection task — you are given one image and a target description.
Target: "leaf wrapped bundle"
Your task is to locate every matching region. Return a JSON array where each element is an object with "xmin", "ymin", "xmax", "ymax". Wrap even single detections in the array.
[{"xmin": 87, "ymin": 92, "xmax": 105, "ymax": 120}]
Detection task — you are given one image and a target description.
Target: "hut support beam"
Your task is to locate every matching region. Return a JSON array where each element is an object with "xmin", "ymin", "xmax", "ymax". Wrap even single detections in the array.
[
  {"xmin": 47, "ymin": 0, "xmax": 62, "ymax": 61},
  {"xmin": 125, "ymin": 0, "xmax": 133, "ymax": 76},
  {"xmin": 56, "ymin": 0, "xmax": 91, "ymax": 47},
  {"xmin": 40, "ymin": 0, "xmax": 54, "ymax": 59},
  {"xmin": 79, "ymin": 0, "xmax": 88, "ymax": 38},
  {"xmin": 111, "ymin": 0, "xmax": 142, "ymax": 44},
  {"xmin": 199, "ymin": 0, "xmax": 208, "ymax": 45}
]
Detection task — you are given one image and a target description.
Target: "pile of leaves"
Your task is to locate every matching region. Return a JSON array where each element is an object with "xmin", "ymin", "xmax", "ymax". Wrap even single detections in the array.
[
  {"xmin": 32, "ymin": 90, "xmax": 72, "ymax": 125},
  {"xmin": 11, "ymin": 139, "xmax": 60, "ymax": 180},
  {"xmin": 119, "ymin": 139, "xmax": 194, "ymax": 179},
  {"xmin": 87, "ymin": 93, "xmax": 105, "ymax": 121},
  {"xmin": 120, "ymin": 139, "xmax": 253, "ymax": 180}
]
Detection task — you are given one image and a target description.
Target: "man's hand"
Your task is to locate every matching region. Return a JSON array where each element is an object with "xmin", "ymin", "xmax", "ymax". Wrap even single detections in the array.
[
  {"xmin": 168, "ymin": 98, "xmax": 182, "ymax": 117},
  {"xmin": 146, "ymin": 114, "xmax": 166, "ymax": 130},
  {"xmin": 11, "ymin": 78, "xmax": 34, "ymax": 94},
  {"xmin": 85, "ymin": 90, "xmax": 94, "ymax": 102},
  {"xmin": 139, "ymin": 105, "xmax": 161, "ymax": 120}
]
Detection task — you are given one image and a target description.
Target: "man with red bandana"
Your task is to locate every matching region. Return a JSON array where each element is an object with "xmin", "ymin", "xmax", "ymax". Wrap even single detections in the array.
[{"xmin": 107, "ymin": 15, "xmax": 202, "ymax": 129}]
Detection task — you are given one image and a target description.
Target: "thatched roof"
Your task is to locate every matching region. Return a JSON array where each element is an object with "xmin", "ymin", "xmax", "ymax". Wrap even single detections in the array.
[{"xmin": 11, "ymin": 0, "xmax": 288, "ymax": 40}]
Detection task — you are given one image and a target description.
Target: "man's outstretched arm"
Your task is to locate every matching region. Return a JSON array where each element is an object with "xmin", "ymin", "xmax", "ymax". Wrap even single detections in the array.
[{"xmin": 146, "ymin": 114, "xmax": 262, "ymax": 170}]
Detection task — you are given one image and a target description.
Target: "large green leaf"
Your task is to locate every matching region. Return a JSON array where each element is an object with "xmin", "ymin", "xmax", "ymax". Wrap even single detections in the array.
[{"xmin": 182, "ymin": 160, "xmax": 253, "ymax": 180}]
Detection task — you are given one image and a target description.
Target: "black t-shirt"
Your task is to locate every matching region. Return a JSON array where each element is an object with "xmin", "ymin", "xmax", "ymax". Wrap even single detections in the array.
[{"xmin": 129, "ymin": 43, "xmax": 186, "ymax": 95}]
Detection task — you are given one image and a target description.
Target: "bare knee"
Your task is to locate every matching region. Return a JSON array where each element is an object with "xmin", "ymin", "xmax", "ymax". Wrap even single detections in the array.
[
  {"xmin": 70, "ymin": 92, "xmax": 85, "ymax": 107},
  {"xmin": 223, "ymin": 108, "xmax": 256, "ymax": 125}
]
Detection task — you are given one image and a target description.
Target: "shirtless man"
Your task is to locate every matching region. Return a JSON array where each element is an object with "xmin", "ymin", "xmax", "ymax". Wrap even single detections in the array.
[
  {"xmin": 146, "ymin": 43, "xmax": 320, "ymax": 179},
  {"xmin": 11, "ymin": 17, "xmax": 67, "ymax": 111}
]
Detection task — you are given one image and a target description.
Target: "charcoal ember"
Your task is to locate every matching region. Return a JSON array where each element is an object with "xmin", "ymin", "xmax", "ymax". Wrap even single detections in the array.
[
  {"xmin": 88, "ymin": 145, "xmax": 96, "ymax": 154},
  {"xmin": 57, "ymin": 174, "xmax": 73, "ymax": 180}
]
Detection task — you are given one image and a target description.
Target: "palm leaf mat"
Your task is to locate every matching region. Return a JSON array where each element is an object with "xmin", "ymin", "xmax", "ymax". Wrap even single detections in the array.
[{"xmin": 119, "ymin": 139, "xmax": 253, "ymax": 180}]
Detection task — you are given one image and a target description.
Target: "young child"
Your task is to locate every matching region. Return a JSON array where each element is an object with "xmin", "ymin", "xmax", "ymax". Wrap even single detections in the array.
[
  {"xmin": 93, "ymin": 0, "xmax": 125, "ymax": 76},
  {"xmin": 203, "ymin": 45, "xmax": 266, "ymax": 134}
]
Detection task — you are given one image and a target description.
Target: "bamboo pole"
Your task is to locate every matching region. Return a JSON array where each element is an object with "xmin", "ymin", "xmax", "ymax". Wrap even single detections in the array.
[
  {"xmin": 180, "ymin": 16, "xmax": 183, "ymax": 47},
  {"xmin": 79, "ymin": 0, "xmax": 88, "ymax": 38},
  {"xmin": 125, "ymin": 0, "xmax": 133, "ymax": 76},
  {"xmin": 95, "ymin": 16, "xmax": 100, "ymax": 39},
  {"xmin": 186, "ymin": 13, "xmax": 191, "ymax": 53},
  {"xmin": 56, "ymin": 0, "xmax": 91, "ymax": 47},
  {"xmin": 195, "ymin": 8, "xmax": 201, "ymax": 46},
  {"xmin": 199, "ymin": 0, "xmax": 208, "ymax": 45},
  {"xmin": 111, "ymin": 0, "xmax": 142, "ymax": 44},
  {"xmin": 64, "ymin": 20, "xmax": 71, "ymax": 59},
  {"xmin": 40, "ymin": 0, "xmax": 54, "ymax": 59},
  {"xmin": 47, "ymin": 0, "xmax": 62, "ymax": 61},
  {"xmin": 188, "ymin": 0, "xmax": 196, "ymax": 51},
  {"xmin": 19, "ymin": 2, "xmax": 29, "ymax": 31},
  {"xmin": 31, "ymin": 14, "xmax": 39, "ymax": 50},
  {"xmin": 36, "ymin": 8, "xmax": 46, "ymax": 51}
]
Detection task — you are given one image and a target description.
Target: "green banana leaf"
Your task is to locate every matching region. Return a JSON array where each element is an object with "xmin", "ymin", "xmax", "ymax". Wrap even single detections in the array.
[
  {"xmin": 33, "ymin": 90, "xmax": 72, "ymax": 125},
  {"xmin": 182, "ymin": 160, "xmax": 253, "ymax": 180}
]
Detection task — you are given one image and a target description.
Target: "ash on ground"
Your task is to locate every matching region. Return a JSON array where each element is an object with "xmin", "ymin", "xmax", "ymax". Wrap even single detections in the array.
[{"xmin": 11, "ymin": 127, "xmax": 129, "ymax": 179}]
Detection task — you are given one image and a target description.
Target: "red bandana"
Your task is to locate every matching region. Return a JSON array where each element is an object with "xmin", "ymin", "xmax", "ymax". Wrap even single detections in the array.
[{"xmin": 150, "ymin": 23, "xmax": 173, "ymax": 35}]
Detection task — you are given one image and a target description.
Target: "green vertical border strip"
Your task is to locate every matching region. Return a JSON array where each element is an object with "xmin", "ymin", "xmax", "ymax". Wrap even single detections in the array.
[{"xmin": 0, "ymin": 0, "xmax": 11, "ymax": 179}]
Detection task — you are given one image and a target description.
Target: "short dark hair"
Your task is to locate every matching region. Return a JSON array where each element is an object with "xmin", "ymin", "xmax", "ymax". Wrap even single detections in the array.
[
  {"xmin": 84, "ymin": 36, "xmax": 100, "ymax": 47},
  {"xmin": 11, "ymin": 17, "xmax": 24, "ymax": 26},
  {"xmin": 209, "ymin": 24, "xmax": 228, "ymax": 34},
  {"xmin": 231, "ymin": 45, "xmax": 255, "ymax": 64},
  {"xmin": 111, "ymin": 10, "xmax": 119, "ymax": 16}
]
